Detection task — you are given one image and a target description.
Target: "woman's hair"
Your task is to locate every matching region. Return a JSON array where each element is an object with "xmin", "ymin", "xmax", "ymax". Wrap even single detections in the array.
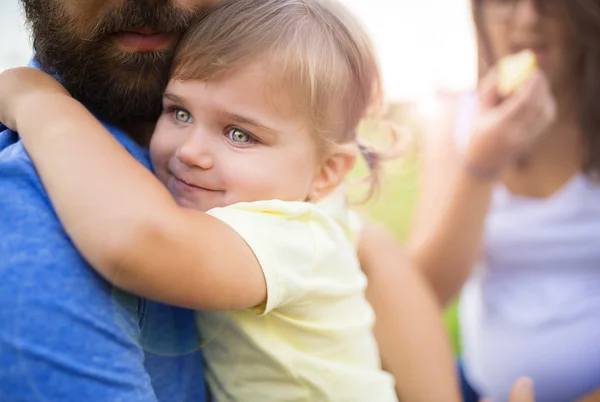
[
  {"xmin": 471, "ymin": 0, "xmax": 600, "ymax": 176},
  {"xmin": 171, "ymin": 0, "xmax": 388, "ymax": 197}
]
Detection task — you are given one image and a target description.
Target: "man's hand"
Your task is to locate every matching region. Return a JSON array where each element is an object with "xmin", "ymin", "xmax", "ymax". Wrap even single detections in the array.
[
  {"xmin": 0, "ymin": 67, "xmax": 69, "ymax": 131},
  {"xmin": 358, "ymin": 220, "xmax": 461, "ymax": 402},
  {"xmin": 578, "ymin": 386, "xmax": 600, "ymax": 402}
]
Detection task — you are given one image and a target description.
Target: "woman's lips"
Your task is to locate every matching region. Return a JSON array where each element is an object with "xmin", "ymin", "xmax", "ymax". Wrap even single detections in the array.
[
  {"xmin": 530, "ymin": 47, "xmax": 549, "ymax": 66},
  {"xmin": 513, "ymin": 45, "xmax": 549, "ymax": 66},
  {"xmin": 112, "ymin": 30, "xmax": 176, "ymax": 52}
]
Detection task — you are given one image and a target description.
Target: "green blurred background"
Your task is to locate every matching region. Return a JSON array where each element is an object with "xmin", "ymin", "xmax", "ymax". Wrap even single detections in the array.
[{"xmin": 350, "ymin": 103, "xmax": 461, "ymax": 355}]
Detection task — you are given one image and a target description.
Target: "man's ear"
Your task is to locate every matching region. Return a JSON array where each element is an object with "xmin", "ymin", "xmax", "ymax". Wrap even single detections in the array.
[{"xmin": 310, "ymin": 144, "xmax": 357, "ymax": 201}]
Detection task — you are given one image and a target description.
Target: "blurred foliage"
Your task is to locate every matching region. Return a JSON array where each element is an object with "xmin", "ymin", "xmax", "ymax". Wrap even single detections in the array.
[{"xmin": 349, "ymin": 102, "xmax": 461, "ymax": 354}]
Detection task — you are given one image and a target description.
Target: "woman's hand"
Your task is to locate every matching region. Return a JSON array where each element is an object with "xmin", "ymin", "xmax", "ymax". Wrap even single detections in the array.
[
  {"xmin": 507, "ymin": 378, "xmax": 535, "ymax": 402},
  {"xmin": 465, "ymin": 67, "xmax": 556, "ymax": 178},
  {"xmin": 481, "ymin": 378, "xmax": 535, "ymax": 402},
  {"xmin": 0, "ymin": 67, "xmax": 70, "ymax": 132}
]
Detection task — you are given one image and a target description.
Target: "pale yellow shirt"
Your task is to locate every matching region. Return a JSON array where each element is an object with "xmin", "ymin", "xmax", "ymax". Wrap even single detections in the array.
[{"xmin": 200, "ymin": 197, "xmax": 397, "ymax": 401}]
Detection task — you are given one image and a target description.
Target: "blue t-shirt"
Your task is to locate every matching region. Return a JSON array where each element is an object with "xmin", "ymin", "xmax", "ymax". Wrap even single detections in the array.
[{"xmin": 0, "ymin": 115, "xmax": 207, "ymax": 400}]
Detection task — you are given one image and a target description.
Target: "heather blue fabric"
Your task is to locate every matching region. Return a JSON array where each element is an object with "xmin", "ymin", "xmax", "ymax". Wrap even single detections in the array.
[{"xmin": 0, "ymin": 62, "xmax": 207, "ymax": 401}]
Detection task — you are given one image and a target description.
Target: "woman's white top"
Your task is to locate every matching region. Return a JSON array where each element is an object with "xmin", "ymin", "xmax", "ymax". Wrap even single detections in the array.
[{"xmin": 455, "ymin": 93, "xmax": 600, "ymax": 401}]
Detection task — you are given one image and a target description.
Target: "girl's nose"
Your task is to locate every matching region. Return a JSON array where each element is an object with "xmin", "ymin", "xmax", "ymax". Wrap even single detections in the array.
[{"xmin": 176, "ymin": 135, "xmax": 214, "ymax": 170}]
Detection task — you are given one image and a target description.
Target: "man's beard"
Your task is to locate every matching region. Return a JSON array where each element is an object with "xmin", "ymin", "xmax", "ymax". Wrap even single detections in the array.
[{"xmin": 20, "ymin": 0, "xmax": 200, "ymax": 125}]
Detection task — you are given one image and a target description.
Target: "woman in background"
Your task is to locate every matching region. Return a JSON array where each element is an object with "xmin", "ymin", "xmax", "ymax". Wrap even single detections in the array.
[{"xmin": 410, "ymin": 0, "xmax": 600, "ymax": 400}]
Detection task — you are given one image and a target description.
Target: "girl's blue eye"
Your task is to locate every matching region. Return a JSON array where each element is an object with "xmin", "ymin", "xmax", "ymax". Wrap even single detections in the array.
[
  {"xmin": 174, "ymin": 109, "xmax": 192, "ymax": 123},
  {"xmin": 227, "ymin": 127, "xmax": 253, "ymax": 144}
]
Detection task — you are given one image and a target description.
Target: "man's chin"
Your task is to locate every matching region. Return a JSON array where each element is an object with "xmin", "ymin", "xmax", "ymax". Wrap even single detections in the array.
[
  {"xmin": 57, "ymin": 43, "xmax": 175, "ymax": 125},
  {"xmin": 22, "ymin": 0, "xmax": 199, "ymax": 126},
  {"xmin": 65, "ymin": 70, "xmax": 166, "ymax": 125}
]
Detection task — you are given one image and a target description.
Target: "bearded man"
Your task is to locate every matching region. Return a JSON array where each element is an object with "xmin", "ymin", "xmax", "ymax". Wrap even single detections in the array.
[{"xmin": 0, "ymin": 1, "xmax": 214, "ymax": 400}]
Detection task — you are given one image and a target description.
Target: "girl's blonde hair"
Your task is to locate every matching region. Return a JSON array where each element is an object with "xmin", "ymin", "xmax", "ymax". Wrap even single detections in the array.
[{"xmin": 171, "ymin": 0, "xmax": 387, "ymax": 196}]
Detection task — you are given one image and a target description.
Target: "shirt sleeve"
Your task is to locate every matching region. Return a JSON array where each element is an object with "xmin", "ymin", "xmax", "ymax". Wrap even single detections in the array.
[
  {"xmin": 207, "ymin": 201, "xmax": 333, "ymax": 315},
  {"xmin": 316, "ymin": 185, "xmax": 363, "ymax": 248}
]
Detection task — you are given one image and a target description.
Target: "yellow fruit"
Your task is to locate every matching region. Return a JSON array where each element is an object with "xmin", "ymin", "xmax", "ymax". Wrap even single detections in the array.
[{"xmin": 497, "ymin": 49, "xmax": 537, "ymax": 97}]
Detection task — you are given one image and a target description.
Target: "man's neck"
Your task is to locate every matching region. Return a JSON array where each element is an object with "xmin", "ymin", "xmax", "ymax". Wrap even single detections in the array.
[{"xmin": 121, "ymin": 121, "xmax": 156, "ymax": 148}]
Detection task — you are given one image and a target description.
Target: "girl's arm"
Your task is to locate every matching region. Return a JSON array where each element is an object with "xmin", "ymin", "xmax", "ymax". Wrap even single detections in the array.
[
  {"xmin": 358, "ymin": 221, "xmax": 461, "ymax": 402},
  {"xmin": 2, "ymin": 67, "xmax": 266, "ymax": 311}
]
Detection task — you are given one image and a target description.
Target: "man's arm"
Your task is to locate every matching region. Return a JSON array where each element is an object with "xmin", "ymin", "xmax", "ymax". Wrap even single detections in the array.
[
  {"xmin": 578, "ymin": 387, "xmax": 600, "ymax": 402},
  {"xmin": 358, "ymin": 220, "xmax": 461, "ymax": 402}
]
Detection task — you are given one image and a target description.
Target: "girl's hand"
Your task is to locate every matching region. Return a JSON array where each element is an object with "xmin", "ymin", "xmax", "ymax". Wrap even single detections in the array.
[
  {"xmin": 0, "ymin": 67, "xmax": 70, "ymax": 132},
  {"xmin": 465, "ymin": 67, "xmax": 556, "ymax": 178}
]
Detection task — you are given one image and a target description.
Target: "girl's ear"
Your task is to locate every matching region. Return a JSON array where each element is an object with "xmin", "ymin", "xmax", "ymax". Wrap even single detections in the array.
[{"xmin": 309, "ymin": 143, "xmax": 357, "ymax": 202}]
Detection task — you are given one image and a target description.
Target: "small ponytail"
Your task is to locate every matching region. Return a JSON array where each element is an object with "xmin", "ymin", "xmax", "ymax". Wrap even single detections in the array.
[{"xmin": 354, "ymin": 119, "xmax": 407, "ymax": 202}]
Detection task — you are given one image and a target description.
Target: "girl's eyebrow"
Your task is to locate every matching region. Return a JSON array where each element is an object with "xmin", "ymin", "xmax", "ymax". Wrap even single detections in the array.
[
  {"xmin": 163, "ymin": 92, "xmax": 186, "ymax": 104},
  {"xmin": 221, "ymin": 111, "xmax": 278, "ymax": 136}
]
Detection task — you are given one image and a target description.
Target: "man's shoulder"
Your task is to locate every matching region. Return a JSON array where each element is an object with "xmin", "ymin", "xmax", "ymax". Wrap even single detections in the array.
[
  {"xmin": 0, "ymin": 126, "xmax": 206, "ymax": 401},
  {"xmin": 0, "ymin": 124, "xmax": 148, "ymax": 223},
  {"xmin": 0, "ymin": 122, "xmax": 112, "ymax": 276},
  {"xmin": 0, "ymin": 125, "xmax": 32, "ymax": 168},
  {"xmin": 0, "ymin": 126, "xmax": 51, "ymax": 218},
  {"xmin": 0, "ymin": 121, "xmax": 153, "ymax": 283},
  {"xmin": 0, "ymin": 122, "xmax": 149, "ymax": 321},
  {"xmin": 0, "ymin": 120, "xmax": 151, "ymax": 175}
]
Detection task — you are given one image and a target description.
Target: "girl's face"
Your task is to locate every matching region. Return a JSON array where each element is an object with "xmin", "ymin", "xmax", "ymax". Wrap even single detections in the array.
[
  {"xmin": 150, "ymin": 62, "xmax": 329, "ymax": 212},
  {"xmin": 479, "ymin": 0, "xmax": 580, "ymax": 93}
]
